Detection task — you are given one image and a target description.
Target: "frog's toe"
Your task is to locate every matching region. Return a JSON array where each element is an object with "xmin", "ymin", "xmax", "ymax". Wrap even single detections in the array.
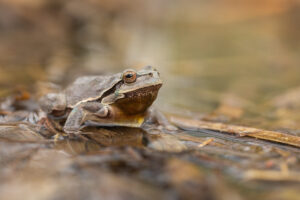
[
  {"xmin": 95, "ymin": 106, "xmax": 109, "ymax": 118},
  {"xmin": 53, "ymin": 133, "xmax": 65, "ymax": 141},
  {"xmin": 165, "ymin": 124, "xmax": 178, "ymax": 131},
  {"xmin": 63, "ymin": 127, "xmax": 81, "ymax": 136}
]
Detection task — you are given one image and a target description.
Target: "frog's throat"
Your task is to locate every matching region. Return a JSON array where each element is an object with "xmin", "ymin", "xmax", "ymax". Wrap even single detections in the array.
[{"xmin": 111, "ymin": 84, "xmax": 162, "ymax": 115}]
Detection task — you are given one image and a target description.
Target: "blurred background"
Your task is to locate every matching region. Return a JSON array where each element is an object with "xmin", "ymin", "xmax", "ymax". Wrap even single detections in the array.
[{"xmin": 0, "ymin": 0, "xmax": 300, "ymax": 131}]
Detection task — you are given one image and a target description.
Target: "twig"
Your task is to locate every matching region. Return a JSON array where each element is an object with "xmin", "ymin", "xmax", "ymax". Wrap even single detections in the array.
[
  {"xmin": 244, "ymin": 169, "xmax": 300, "ymax": 182},
  {"xmin": 170, "ymin": 116, "xmax": 300, "ymax": 148}
]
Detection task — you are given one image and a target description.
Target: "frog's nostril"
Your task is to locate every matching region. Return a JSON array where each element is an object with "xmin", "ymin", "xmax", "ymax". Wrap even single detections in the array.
[
  {"xmin": 143, "ymin": 65, "xmax": 153, "ymax": 70},
  {"xmin": 152, "ymin": 71, "xmax": 160, "ymax": 77}
]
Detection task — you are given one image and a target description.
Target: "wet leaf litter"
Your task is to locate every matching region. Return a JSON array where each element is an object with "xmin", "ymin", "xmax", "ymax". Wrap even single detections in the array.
[{"xmin": 1, "ymin": 89, "xmax": 300, "ymax": 200}]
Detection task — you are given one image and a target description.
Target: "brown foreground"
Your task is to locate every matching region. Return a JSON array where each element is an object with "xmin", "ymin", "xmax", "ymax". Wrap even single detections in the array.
[{"xmin": 0, "ymin": 107, "xmax": 299, "ymax": 200}]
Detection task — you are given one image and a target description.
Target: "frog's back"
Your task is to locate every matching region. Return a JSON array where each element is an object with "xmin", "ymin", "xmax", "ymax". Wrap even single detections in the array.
[{"xmin": 64, "ymin": 74, "xmax": 121, "ymax": 107}]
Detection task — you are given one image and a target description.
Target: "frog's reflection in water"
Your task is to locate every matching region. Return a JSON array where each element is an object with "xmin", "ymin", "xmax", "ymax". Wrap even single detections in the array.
[{"xmin": 54, "ymin": 127, "xmax": 149, "ymax": 155}]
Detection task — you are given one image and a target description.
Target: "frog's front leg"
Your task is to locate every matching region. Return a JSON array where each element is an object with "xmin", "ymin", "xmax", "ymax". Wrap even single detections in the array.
[{"xmin": 63, "ymin": 102, "xmax": 109, "ymax": 135}]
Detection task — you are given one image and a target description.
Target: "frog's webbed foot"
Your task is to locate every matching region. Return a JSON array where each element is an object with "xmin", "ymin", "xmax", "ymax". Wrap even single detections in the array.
[
  {"xmin": 146, "ymin": 108, "xmax": 178, "ymax": 131},
  {"xmin": 38, "ymin": 116, "xmax": 65, "ymax": 138}
]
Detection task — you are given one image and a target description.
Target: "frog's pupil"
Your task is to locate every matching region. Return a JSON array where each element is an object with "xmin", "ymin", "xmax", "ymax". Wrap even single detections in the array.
[{"xmin": 126, "ymin": 73, "xmax": 133, "ymax": 79}]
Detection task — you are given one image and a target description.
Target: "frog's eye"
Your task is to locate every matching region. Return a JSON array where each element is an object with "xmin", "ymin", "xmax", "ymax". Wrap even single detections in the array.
[{"xmin": 122, "ymin": 70, "xmax": 137, "ymax": 83}]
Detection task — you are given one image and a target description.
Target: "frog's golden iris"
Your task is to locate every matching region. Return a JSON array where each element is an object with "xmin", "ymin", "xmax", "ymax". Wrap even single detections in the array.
[{"xmin": 122, "ymin": 70, "xmax": 137, "ymax": 83}]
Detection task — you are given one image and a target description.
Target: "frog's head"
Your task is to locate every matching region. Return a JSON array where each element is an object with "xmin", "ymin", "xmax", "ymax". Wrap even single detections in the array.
[
  {"xmin": 102, "ymin": 66, "xmax": 163, "ymax": 114},
  {"xmin": 119, "ymin": 65, "xmax": 162, "ymax": 93}
]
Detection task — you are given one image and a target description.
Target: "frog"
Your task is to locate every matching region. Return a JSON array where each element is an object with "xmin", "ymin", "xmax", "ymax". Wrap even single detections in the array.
[{"xmin": 39, "ymin": 66, "xmax": 176, "ymax": 136}]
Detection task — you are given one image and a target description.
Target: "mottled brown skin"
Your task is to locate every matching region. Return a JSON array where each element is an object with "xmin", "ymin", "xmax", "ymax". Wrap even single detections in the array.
[{"xmin": 39, "ymin": 66, "xmax": 168, "ymax": 135}]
